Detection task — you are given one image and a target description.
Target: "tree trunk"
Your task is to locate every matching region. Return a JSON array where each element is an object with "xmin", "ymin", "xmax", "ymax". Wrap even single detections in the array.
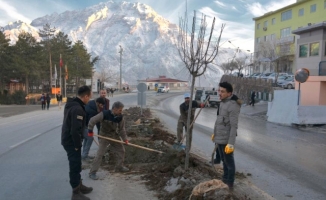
[
  {"xmin": 25, "ymin": 75, "xmax": 29, "ymax": 95},
  {"xmin": 185, "ymin": 74, "xmax": 196, "ymax": 170}
]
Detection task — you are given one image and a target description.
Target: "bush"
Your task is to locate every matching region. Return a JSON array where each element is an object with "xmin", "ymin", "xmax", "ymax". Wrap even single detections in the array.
[{"xmin": 0, "ymin": 90, "xmax": 26, "ymax": 105}]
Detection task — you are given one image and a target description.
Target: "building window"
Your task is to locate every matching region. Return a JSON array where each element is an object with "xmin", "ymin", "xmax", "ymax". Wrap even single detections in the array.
[
  {"xmin": 311, "ymin": 4, "xmax": 316, "ymax": 13},
  {"xmin": 271, "ymin": 34, "xmax": 276, "ymax": 41},
  {"xmin": 280, "ymin": 27, "xmax": 291, "ymax": 38},
  {"xmin": 299, "ymin": 44, "xmax": 308, "ymax": 57},
  {"xmin": 298, "ymin": 8, "xmax": 304, "ymax": 16},
  {"xmin": 264, "ymin": 35, "xmax": 268, "ymax": 42},
  {"xmin": 310, "ymin": 42, "xmax": 319, "ymax": 56},
  {"xmin": 256, "ymin": 37, "xmax": 261, "ymax": 44},
  {"xmin": 281, "ymin": 10, "xmax": 292, "ymax": 21},
  {"xmin": 257, "ymin": 23, "xmax": 260, "ymax": 30},
  {"xmin": 272, "ymin": 18, "xmax": 275, "ymax": 25},
  {"xmin": 264, "ymin": 21, "xmax": 268, "ymax": 27}
]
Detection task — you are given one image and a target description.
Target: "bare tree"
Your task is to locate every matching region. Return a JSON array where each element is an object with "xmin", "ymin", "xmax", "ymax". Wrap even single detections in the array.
[
  {"xmin": 234, "ymin": 57, "xmax": 247, "ymax": 76},
  {"xmin": 257, "ymin": 40, "xmax": 294, "ymax": 83},
  {"xmin": 96, "ymin": 65, "xmax": 119, "ymax": 88},
  {"xmin": 177, "ymin": 10, "xmax": 225, "ymax": 169}
]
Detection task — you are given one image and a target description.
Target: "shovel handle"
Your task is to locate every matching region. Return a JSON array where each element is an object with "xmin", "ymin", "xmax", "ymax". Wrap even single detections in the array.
[{"xmin": 93, "ymin": 134, "xmax": 164, "ymax": 154}]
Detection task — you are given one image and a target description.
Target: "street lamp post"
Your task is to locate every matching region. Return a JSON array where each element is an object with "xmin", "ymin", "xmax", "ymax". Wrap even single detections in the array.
[{"xmin": 118, "ymin": 45, "xmax": 123, "ymax": 91}]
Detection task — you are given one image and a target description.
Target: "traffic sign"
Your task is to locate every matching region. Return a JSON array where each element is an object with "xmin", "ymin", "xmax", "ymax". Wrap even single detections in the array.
[{"xmin": 137, "ymin": 83, "xmax": 147, "ymax": 92}]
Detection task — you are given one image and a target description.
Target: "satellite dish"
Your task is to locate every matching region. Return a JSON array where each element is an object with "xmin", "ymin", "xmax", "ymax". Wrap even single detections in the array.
[{"xmin": 295, "ymin": 68, "xmax": 309, "ymax": 83}]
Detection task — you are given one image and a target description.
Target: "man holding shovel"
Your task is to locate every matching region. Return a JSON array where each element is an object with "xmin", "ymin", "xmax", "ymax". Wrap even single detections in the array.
[
  {"xmin": 87, "ymin": 101, "xmax": 129, "ymax": 180},
  {"xmin": 176, "ymin": 93, "xmax": 204, "ymax": 150}
]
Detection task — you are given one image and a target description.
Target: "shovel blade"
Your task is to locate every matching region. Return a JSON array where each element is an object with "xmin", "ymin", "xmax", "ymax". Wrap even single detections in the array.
[{"xmin": 173, "ymin": 143, "xmax": 186, "ymax": 151}]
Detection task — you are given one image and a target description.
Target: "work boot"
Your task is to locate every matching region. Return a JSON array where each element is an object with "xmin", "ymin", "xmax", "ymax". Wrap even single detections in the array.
[
  {"xmin": 89, "ymin": 173, "xmax": 99, "ymax": 180},
  {"xmin": 80, "ymin": 179, "xmax": 93, "ymax": 194},
  {"xmin": 71, "ymin": 185, "xmax": 90, "ymax": 200},
  {"xmin": 115, "ymin": 166, "xmax": 129, "ymax": 172}
]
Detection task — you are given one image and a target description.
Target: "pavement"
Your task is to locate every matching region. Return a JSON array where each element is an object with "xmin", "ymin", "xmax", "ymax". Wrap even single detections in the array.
[{"xmin": 240, "ymin": 101, "xmax": 268, "ymax": 116}]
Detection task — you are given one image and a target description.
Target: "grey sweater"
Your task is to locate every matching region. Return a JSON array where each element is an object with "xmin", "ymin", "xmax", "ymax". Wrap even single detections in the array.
[{"xmin": 213, "ymin": 95, "xmax": 241, "ymax": 145}]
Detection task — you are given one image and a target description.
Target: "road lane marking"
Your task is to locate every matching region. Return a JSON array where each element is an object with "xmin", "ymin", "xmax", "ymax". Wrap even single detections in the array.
[{"xmin": 9, "ymin": 133, "xmax": 43, "ymax": 148}]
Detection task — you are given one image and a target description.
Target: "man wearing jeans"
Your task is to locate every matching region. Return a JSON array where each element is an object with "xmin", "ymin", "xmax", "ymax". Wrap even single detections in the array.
[
  {"xmin": 213, "ymin": 82, "xmax": 241, "ymax": 191},
  {"xmin": 82, "ymin": 97, "xmax": 106, "ymax": 161}
]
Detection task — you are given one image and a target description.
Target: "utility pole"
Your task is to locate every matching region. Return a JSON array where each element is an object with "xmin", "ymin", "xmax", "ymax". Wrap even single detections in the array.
[{"xmin": 118, "ymin": 45, "xmax": 123, "ymax": 91}]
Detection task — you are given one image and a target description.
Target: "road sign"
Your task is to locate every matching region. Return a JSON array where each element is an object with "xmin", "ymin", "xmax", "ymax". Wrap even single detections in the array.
[{"xmin": 137, "ymin": 83, "xmax": 147, "ymax": 92}]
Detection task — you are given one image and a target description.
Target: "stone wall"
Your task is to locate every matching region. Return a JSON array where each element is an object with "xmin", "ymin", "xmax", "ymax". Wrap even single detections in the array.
[{"xmin": 220, "ymin": 75, "xmax": 274, "ymax": 104}]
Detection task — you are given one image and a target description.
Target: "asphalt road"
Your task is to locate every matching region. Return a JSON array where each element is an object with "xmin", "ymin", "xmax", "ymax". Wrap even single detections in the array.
[{"xmin": 0, "ymin": 91, "xmax": 325, "ymax": 200}]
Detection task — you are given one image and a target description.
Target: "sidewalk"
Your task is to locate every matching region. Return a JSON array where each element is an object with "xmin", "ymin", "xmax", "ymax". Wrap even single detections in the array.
[{"xmin": 240, "ymin": 101, "xmax": 268, "ymax": 116}]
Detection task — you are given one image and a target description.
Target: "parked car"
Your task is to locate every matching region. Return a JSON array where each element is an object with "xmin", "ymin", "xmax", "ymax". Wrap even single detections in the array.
[
  {"xmin": 279, "ymin": 77, "xmax": 295, "ymax": 89},
  {"xmin": 277, "ymin": 75, "xmax": 294, "ymax": 85},
  {"xmin": 266, "ymin": 73, "xmax": 288, "ymax": 81},
  {"xmin": 260, "ymin": 73, "xmax": 273, "ymax": 79},
  {"xmin": 251, "ymin": 73, "xmax": 262, "ymax": 79},
  {"xmin": 208, "ymin": 91, "xmax": 220, "ymax": 107},
  {"xmin": 157, "ymin": 86, "xmax": 170, "ymax": 93}
]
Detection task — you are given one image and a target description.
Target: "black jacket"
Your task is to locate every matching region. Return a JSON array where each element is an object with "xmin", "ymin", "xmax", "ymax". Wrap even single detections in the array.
[{"xmin": 61, "ymin": 97, "xmax": 86, "ymax": 148}]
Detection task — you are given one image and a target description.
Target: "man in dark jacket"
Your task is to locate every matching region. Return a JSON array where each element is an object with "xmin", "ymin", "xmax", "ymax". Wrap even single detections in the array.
[
  {"xmin": 249, "ymin": 91, "xmax": 256, "ymax": 106},
  {"xmin": 88, "ymin": 101, "xmax": 129, "ymax": 180},
  {"xmin": 61, "ymin": 86, "xmax": 93, "ymax": 200},
  {"xmin": 82, "ymin": 97, "xmax": 106, "ymax": 161},
  {"xmin": 56, "ymin": 92, "xmax": 63, "ymax": 109},
  {"xmin": 213, "ymin": 82, "xmax": 241, "ymax": 191},
  {"xmin": 99, "ymin": 89, "xmax": 110, "ymax": 110},
  {"xmin": 177, "ymin": 93, "xmax": 204, "ymax": 150}
]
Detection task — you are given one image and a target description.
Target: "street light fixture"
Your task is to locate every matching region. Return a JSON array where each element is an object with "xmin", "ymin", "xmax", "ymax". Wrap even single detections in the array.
[{"xmin": 118, "ymin": 45, "xmax": 123, "ymax": 91}]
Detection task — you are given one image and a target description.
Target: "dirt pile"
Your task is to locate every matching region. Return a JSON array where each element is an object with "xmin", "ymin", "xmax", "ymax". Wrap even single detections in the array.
[{"xmin": 89, "ymin": 107, "xmax": 252, "ymax": 199}]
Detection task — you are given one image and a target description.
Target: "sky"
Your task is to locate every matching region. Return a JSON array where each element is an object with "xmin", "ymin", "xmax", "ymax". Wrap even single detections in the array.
[{"xmin": 0, "ymin": 0, "xmax": 296, "ymax": 51}]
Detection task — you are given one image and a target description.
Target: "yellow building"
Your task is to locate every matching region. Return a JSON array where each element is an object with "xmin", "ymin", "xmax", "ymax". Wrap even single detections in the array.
[{"xmin": 253, "ymin": 0, "xmax": 326, "ymax": 74}]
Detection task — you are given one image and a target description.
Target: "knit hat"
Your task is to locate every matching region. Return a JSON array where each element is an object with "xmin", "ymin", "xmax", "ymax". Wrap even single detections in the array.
[{"xmin": 184, "ymin": 93, "xmax": 190, "ymax": 98}]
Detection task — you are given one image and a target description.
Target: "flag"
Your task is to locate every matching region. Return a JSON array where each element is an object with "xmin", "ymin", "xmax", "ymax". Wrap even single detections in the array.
[
  {"xmin": 60, "ymin": 54, "xmax": 63, "ymax": 68},
  {"xmin": 54, "ymin": 65, "xmax": 57, "ymax": 80},
  {"xmin": 65, "ymin": 65, "xmax": 68, "ymax": 80}
]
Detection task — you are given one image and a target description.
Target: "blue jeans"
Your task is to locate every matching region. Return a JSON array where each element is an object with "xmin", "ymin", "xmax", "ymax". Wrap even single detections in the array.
[
  {"xmin": 214, "ymin": 145, "xmax": 221, "ymax": 164},
  {"xmin": 82, "ymin": 128, "xmax": 94, "ymax": 159},
  {"xmin": 218, "ymin": 144, "xmax": 235, "ymax": 186}
]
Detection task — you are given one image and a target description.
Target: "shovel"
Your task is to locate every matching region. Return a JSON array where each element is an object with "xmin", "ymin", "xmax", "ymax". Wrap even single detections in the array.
[
  {"xmin": 93, "ymin": 134, "xmax": 164, "ymax": 154},
  {"xmin": 173, "ymin": 97, "xmax": 209, "ymax": 151}
]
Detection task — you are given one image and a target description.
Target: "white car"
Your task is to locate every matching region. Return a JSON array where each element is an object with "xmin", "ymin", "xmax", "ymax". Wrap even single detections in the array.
[
  {"xmin": 267, "ymin": 73, "xmax": 288, "ymax": 81},
  {"xmin": 157, "ymin": 86, "xmax": 170, "ymax": 93},
  {"xmin": 279, "ymin": 77, "xmax": 295, "ymax": 89}
]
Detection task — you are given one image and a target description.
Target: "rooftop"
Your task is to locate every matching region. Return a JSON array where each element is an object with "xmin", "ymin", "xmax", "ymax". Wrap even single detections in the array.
[{"xmin": 292, "ymin": 22, "xmax": 326, "ymax": 35}]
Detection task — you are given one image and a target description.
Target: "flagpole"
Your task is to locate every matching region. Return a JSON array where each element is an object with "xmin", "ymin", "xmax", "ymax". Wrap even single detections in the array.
[
  {"xmin": 60, "ymin": 54, "xmax": 62, "ymax": 95},
  {"xmin": 55, "ymin": 64, "xmax": 57, "ymax": 96},
  {"xmin": 65, "ymin": 65, "xmax": 67, "ymax": 98}
]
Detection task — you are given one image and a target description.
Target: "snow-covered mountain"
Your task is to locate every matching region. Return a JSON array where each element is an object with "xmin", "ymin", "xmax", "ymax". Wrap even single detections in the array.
[{"xmin": 2, "ymin": 1, "xmax": 248, "ymax": 86}]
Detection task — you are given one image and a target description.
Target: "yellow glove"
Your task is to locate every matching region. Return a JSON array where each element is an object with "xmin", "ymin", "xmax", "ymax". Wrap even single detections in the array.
[
  {"xmin": 225, "ymin": 144, "xmax": 234, "ymax": 154},
  {"xmin": 211, "ymin": 134, "xmax": 214, "ymax": 141}
]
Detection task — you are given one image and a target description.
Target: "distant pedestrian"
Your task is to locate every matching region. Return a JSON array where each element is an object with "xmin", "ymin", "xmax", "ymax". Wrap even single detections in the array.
[
  {"xmin": 40, "ymin": 93, "xmax": 46, "ymax": 110},
  {"xmin": 61, "ymin": 86, "xmax": 93, "ymax": 200},
  {"xmin": 109, "ymin": 88, "xmax": 113, "ymax": 97},
  {"xmin": 56, "ymin": 92, "xmax": 63, "ymax": 109},
  {"xmin": 148, "ymin": 86, "xmax": 150, "ymax": 90},
  {"xmin": 46, "ymin": 93, "xmax": 51, "ymax": 110},
  {"xmin": 249, "ymin": 91, "xmax": 256, "ymax": 106}
]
